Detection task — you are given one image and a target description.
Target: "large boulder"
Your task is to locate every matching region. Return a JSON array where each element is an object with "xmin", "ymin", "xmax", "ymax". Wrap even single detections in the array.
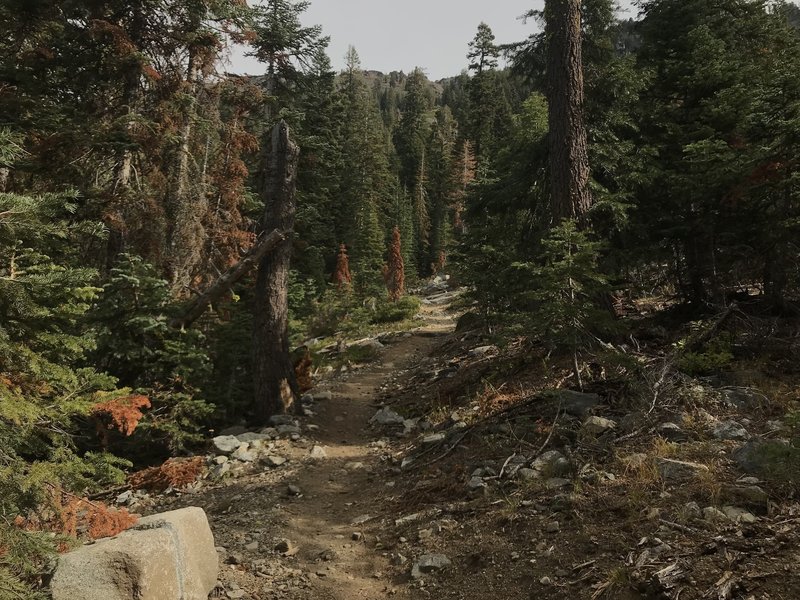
[{"xmin": 51, "ymin": 507, "xmax": 217, "ymax": 600}]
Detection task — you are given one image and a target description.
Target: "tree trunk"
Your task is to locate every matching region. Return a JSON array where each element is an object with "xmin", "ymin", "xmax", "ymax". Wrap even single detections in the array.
[
  {"xmin": 171, "ymin": 228, "xmax": 286, "ymax": 329},
  {"xmin": 167, "ymin": 48, "xmax": 207, "ymax": 298},
  {"xmin": 252, "ymin": 122, "xmax": 300, "ymax": 423},
  {"xmin": 546, "ymin": 0, "xmax": 592, "ymax": 223}
]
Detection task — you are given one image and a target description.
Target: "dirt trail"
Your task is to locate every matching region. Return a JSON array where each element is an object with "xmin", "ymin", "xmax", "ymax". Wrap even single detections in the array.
[{"xmin": 171, "ymin": 301, "xmax": 456, "ymax": 600}]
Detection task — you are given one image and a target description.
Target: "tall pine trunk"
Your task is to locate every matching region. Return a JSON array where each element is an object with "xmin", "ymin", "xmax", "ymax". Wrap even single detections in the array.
[
  {"xmin": 546, "ymin": 0, "xmax": 592, "ymax": 222},
  {"xmin": 252, "ymin": 122, "xmax": 300, "ymax": 423}
]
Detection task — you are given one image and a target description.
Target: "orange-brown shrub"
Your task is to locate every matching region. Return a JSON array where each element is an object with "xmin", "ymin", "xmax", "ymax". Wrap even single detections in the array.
[
  {"xmin": 128, "ymin": 456, "xmax": 205, "ymax": 492},
  {"xmin": 91, "ymin": 394, "xmax": 151, "ymax": 448}
]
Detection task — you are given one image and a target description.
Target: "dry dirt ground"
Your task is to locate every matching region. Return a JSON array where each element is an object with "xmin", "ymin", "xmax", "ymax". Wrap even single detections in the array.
[
  {"xmin": 155, "ymin": 303, "xmax": 456, "ymax": 600},
  {"xmin": 152, "ymin": 297, "xmax": 800, "ymax": 600}
]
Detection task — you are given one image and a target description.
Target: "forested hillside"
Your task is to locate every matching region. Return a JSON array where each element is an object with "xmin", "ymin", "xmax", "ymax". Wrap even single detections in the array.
[{"xmin": 3, "ymin": 0, "xmax": 800, "ymax": 597}]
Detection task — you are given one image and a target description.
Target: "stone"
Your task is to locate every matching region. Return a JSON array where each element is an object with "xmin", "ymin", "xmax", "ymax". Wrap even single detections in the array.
[
  {"xmin": 722, "ymin": 484, "xmax": 768, "ymax": 508},
  {"xmin": 209, "ymin": 462, "xmax": 232, "ymax": 480},
  {"xmin": 276, "ymin": 424, "xmax": 301, "ymax": 436},
  {"xmin": 455, "ymin": 312, "xmax": 483, "ymax": 333},
  {"xmin": 52, "ymin": 507, "xmax": 217, "ymax": 600},
  {"xmin": 721, "ymin": 388, "xmax": 765, "ymax": 409},
  {"xmin": 116, "ymin": 490, "xmax": 133, "ymax": 505},
  {"xmin": 422, "ymin": 433, "xmax": 446, "ymax": 445},
  {"xmin": 213, "ymin": 455, "xmax": 229, "ymax": 465},
  {"xmin": 532, "ymin": 451, "xmax": 571, "ymax": 476},
  {"xmin": 555, "ymin": 390, "xmax": 602, "ymax": 417},
  {"xmin": 258, "ymin": 427, "xmax": 278, "ymax": 438},
  {"xmin": 711, "ymin": 420, "xmax": 750, "ymax": 441},
  {"xmin": 703, "ymin": 507, "xmax": 728, "ymax": 522},
  {"xmin": 274, "ymin": 539, "xmax": 294, "ymax": 554},
  {"xmin": 544, "ymin": 521, "xmax": 560, "ymax": 533},
  {"xmin": 263, "ymin": 455, "xmax": 287, "ymax": 468},
  {"xmin": 722, "ymin": 506, "xmax": 757, "ymax": 524},
  {"xmin": 220, "ymin": 425, "xmax": 248, "ymax": 436},
  {"xmin": 245, "ymin": 541, "xmax": 259, "ymax": 551},
  {"xmin": 269, "ymin": 414, "xmax": 296, "ymax": 427},
  {"xmin": 517, "ymin": 468, "xmax": 539, "ymax": 482},
  {"xmin": 313, "ymin": 390, "xmax": 333, "ymax": 401},
  {"xmin": 582, "ymin": 416, "xmax": 617, "ymax": 436},
  {"xmin": 734, "ymin": 439, "xmax": 791, "ymax": 475},
  {"xmin": 310, "ymin": 445, "xmax": 328, "ymax": 459},
  {"xmin": 545, "ymin": 478, "xmax": 571, "ymax": 490},
  {"xmin": 469, "ymin": 345, "xmax": 496, "ymax": 357},
  {"xmin": 466, "ymin": 477, "xmax": 487, "ymax": 492},
  {"xmin": 351, "ymin": 532, "xmax": 363, "ymax": 541},
  {"xmin": 231, "ymin": 445, "xmax": 257, "ymax": 463},
  {"xmin": 656, "ymin": 458, "xmax": 709, "ymax": 481},
  {"xmin": 657, "ymin": 422, "xmax": 689, "ymax": 442},
  {"xmin": 683, "ymin": 502, "xmax": 702, "ymax": 520},
  {"xmin": 411, "ymin": 554, "xmax": 451, "ymax": 579},
  {"xmin": 236, "ymin": 432, "xmax": 272, "ymax": 444},
  {"xmin": 370, "ymin": 407, "xmax": 405, "ymax": 426},
  {"xmin": 212, "ymin": 435, "xmax": 243, "ymax": 455},
  {"xmin": 287, "ymin": 484, "xmax": 302, "ymax": 496}
]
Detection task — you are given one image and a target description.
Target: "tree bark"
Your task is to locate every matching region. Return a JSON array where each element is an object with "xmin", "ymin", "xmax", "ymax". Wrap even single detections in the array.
[
  {"xmin": 170, "ymin": 228, "xmax": 286, "ymax": 329},
  {"xmin": 252, "ymin": 122, "xmax": 300, "ymax": 423},
  {"xmin": 546, "ymin": 0, "xmax": 592, "ymax": 223}
]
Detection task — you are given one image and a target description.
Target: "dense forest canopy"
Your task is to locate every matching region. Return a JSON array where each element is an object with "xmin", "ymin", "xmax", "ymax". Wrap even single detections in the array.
[{"xmin": 2, "ymin": 0, "xmax": 800, "ymax": 595}]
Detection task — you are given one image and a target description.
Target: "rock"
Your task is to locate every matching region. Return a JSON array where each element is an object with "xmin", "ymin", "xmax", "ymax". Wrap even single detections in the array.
[
  {"xmin": 370, "ymin": 407, "xmax": 405, "ymax": 426},
  {"xmin": 213, "ymin": 455, "xmax": 229, "ymax": 465},
  {"xmin": 657, "ymin": 422, "xmax": 690, "ymax": 442},
  {"xmin": 226, "ymin": 590, "xmax": 246, "ymax": 599},
  {"xmin": 263, "ymin": 455, "xmax": 287, "ymax": 468},
  {"xmin": 236, "ymin": 432, "xmax": 272, "ymax": 444},
  {"xmin": 411, "ymin": 554, "xmax": 451, "ymax": 579},
  {"xmin": 231, "ymin": 445, "xmax": 257, "ymax": 463},
  {"xmin": 582, "ymin": 416, "xmax": 617, "ymax": 436},
  {"xmin": 269, "ymin": 414, "xmax": 296, "ymax": 427},
  {"xmin": 466, "ymin": 477, "xmax": 487, "ymax": 492},
  {"xmin": 353, "ymin": 339, "xmax": 384, "ymax": 352},
  {"xmin": 703, "ymin": 507, "xmax": 728, "ymax": 522},
  {"xmin": 313, "ymin": 390, "xmax": 333, "ymax": 401},
  {"xmin": 212, "ymin": 435, "xmax": 243, "ymax": 455},
  {"xmin": 711, "ymin": 420, "xmax": 750, "ymax": 441},
  {"xmin": 209, "ymin": 462, "xmax": 232, "ymax": 480},
  {"xmin": 555, "ymin": 390, "xmax": 601, "ymax": 417},
  {"xmin": 734, "ymin": 439, "xmax": 791, "ymax": 475},
  {"xmin": 656, "ymin": 458, "xmax": 709, "ymax": 482},
  {"xmin": 722, "ymin": 484, "xmax": 768, "ymax": 508},
  {"xmin": 722, "ymin": 506, "xmax": 757, "ymax": 524},
  {"xmin": 544, "ymin": 521, "xmax": 560, "ymax": 533},
  {"xmin": 116, "ymin": 490, "xmax": 133, "ymax": 505},
  {"xmin": 220, "ymin": 425, "xmax": 248, "ymax": 436},
  {"xmin": 276, "ymin": 424, "xmax": 301, "ymax": 436},
  {"xmin": 51, "ymin": 507, "xmax": 217, "ymax": 600},
  {"xmin": 721, "ymin": 388, "xmax": 765, "ymax": 409},
  {"xmin": 517, "ymin": 468, "xmax": 539, "ymax": 482},
  {"xmin": 422, "ymin": 433, "xmax": 446, "ymax": 445},
  {"xmin": 532, "ymin": 451, "xmax": 571, "ymax": 476},
  {"xmin": 683, "ymin": 502, "xmax": 702, "ymax": 520},
  {"xmin": 274, "ymin": 539, "xmax": 294, "ymax": 554},
  {"xmin": 309, "ymin": 445, "xmax": 328, "ymax": 459},
  {"xmin": 351, "ymin": 532, "xmax": 363, "ymax": 541},
  {"xmin": 469, "ymin": 345, "xmax": 496, "ymax": 357},
  {"xmin": 258, "ymin": 427, "xmax": 278, "ymax": 438},
  {"xmin": 287, "ymin": 484, "xmax": 302, "ymax": 496},
  {"xmin": 245, "ymin": 541, "xmax": 259, "ymax": 551},
  {"xmin": 545, "ymin": 478, "xmax": 571, "ymax": 490}
]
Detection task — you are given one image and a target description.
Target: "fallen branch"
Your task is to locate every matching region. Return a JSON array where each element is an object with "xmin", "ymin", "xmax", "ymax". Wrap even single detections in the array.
[{"xmin": 170, "ymin": 228, "xmax": 286, "ymax": 329}]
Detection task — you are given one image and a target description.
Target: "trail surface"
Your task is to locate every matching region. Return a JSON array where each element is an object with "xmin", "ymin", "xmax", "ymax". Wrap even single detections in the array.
[{"xmin": 161, "ymin": 301, "xmax": 455, "ymax": 600}]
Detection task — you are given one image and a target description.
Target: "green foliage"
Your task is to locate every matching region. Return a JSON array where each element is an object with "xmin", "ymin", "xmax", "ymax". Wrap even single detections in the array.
[
  {"xmin": 676, "ymin": 332, "xmax": 735, "ymax": 375},
  {"xmin": 371, "ymin": 296, "xmax": 421, "ymax": 324},
  {"xmin": 90, "ymin": 255, "xmax": 213, "ymax": 452},
  {"xmin": 524, "ymin": 220, "xmax": 616, "ymax": 353}
]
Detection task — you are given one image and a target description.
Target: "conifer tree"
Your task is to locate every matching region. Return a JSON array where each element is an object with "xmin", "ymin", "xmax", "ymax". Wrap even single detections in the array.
[{"xmin": 384, "ymin": 227, "xmax": 405, "ymax": 302}]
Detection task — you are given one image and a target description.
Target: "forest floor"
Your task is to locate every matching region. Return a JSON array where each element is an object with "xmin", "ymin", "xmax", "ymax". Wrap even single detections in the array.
[{"xmin": 143, "ymin": 286, "xmax": 800, "ymax": 600}]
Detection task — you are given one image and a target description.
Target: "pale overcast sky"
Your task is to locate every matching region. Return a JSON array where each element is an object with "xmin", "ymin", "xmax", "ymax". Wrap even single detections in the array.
[{"xmin": 228, "ymin": 1, "xmax": 640, "ymax": 80}]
